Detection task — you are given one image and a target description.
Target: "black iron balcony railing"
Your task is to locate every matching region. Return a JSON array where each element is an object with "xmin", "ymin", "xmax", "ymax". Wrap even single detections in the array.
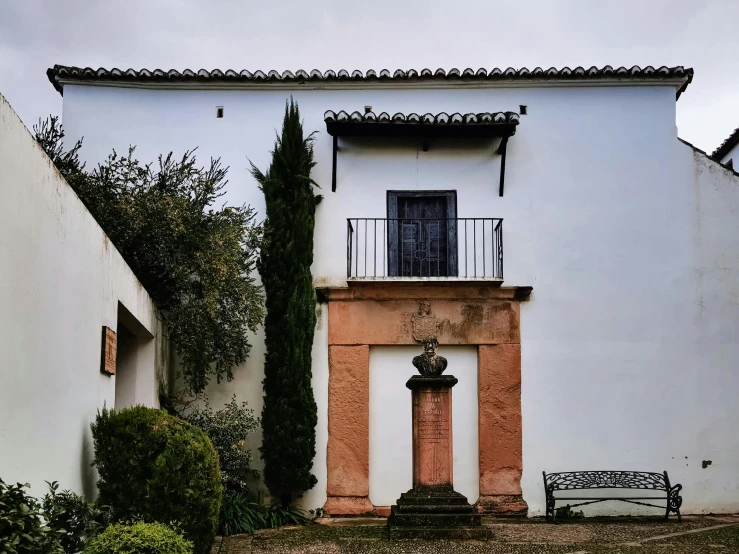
[{"xmin": 347, "ymin": 218, "xmax": 503, "ymax": 280}]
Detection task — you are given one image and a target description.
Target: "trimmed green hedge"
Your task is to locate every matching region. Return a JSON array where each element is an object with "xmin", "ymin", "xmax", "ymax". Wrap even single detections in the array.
[
  {"xmin": 91, "ymin": 407, "xmax": 222, "ymax": 554},
  {"xmin": 84, "ymin": 522, "xmax": 192, "ymax": 554}
]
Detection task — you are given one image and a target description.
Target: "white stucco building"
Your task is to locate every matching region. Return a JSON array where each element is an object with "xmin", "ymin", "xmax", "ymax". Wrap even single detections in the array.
[
  {"xmin": 0, "ymin": 93, "xmax": 168, "ymax": 498},
  {"xmin": 42, "ymin": 64, "xmax": 739, "ymax": 516}
]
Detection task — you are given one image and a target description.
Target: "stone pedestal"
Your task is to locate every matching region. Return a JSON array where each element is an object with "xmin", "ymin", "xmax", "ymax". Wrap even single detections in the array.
[{"xmin": 387, "ymin": 375, "xmax": 489, "ymax": 540}]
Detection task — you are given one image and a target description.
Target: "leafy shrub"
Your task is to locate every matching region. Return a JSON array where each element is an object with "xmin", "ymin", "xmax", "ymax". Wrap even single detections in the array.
[
  {"xmin": 218, "ymin": 493, "xmax": 309, "ymax": 536},
  {"xmin": 91, "ymin": 407, "xmax": 222, "ymax": 554},
  {"xmin": 0, "ymin": 478, "xmax": 63, "ymax": 554},
  {"xmin": 42, "ymin": 481, "xmax": 106, "ymax": 553},
  {"xmin": 34, "ymin": 117, "xmax": 264, "ymax": 393},
  {"xmin": 179, "ymin": 396, "xmax": 259, "ymax": 495},
  {"xmin": 84, "ymin": 522, "xmax": 192, "ymax": 554}
]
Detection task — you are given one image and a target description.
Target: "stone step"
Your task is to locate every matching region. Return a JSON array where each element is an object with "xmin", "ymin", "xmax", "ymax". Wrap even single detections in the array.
[
  {"xmin": 394, "ymin": 501, "xmax": 474, "ymax": 513},
  {"xmin": 388, "ymin": 506, "xmax": 483, "ymax": 527},
  {"xmin": 397, "ymin": 489, "xmax": 471, "ymax": 505}
]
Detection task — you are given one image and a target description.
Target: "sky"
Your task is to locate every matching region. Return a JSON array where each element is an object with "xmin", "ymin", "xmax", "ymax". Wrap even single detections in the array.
[{"xmin": 1, "ymin": 0, "xmax": 737, "ymax": 153}]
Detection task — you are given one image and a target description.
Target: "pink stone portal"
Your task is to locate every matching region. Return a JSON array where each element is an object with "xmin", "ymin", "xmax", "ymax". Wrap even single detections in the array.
[{"xmin": 412, "ymin": 386, "xmax": 453, "ymax": 489}]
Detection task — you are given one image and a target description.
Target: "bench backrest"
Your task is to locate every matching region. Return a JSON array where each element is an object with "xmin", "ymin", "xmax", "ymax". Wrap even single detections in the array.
[{"xmin": 543, "ymin": 471, "xmax": 669, "ymax": 491}]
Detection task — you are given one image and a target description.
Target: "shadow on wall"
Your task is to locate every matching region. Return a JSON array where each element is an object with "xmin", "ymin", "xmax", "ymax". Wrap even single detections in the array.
[
  {"xmin": 114, "ymin": 302, "xmax": 156, "ymax": 410},
  {"xmin": 79, "ymin": 419, "xmax": 96, "ymax": 499}
]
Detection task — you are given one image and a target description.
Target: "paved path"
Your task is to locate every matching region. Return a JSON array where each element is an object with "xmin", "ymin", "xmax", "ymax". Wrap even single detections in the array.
[{"xmin": 212, "ymin": 514, "xmax": 739, "ymax": 554}]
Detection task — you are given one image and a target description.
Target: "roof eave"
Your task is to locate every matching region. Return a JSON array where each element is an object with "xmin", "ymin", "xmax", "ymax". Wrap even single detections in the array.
[
  {"xmin": 47, "ymin": 65, "xmax": 694, "ymax": 100},
  {"xmin": 50, "ymin": 76, "xmax": 693, "ymax": 97}
]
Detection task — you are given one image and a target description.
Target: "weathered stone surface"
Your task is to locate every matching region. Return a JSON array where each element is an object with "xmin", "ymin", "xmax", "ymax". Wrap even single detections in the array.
[
  {"xmin": 323, "ymin": 283, "xmax": 529, "ymax": 519},
  {"xmin": 326, "ymin": 345, "xmax": 369, "ymax": 498},
  {"xmin": 475, "ymin": 494, "xmax": 529, "ymax": 516},
  {"xmin": 395, "ymin": 487, "xmax": 474, "ymax": 513},
  {"xmin": 327, "ymin": 295, "xmax": 520, "ymax": 346},
  {"xmin": 388, "ymin": 364, "xmax": 485, "ymax": 538},
  {"xmin": 409, "ymin": 379, "xmax": 455, "ymax": 489},
  {"xmin": 477, "ymin": 344, "xmax": 527, "ymax": 515},
  {"xmin": 323, "ymin": 495, "xmax": 374, "ymax": 516}
]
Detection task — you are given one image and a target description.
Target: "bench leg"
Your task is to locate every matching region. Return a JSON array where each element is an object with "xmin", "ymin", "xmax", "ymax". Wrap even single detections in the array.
[
  {"xmin": 546, "ymin": 495, "xmax": 556, "ymax": 523},
  {"xmin": 668, "ymin": 484, "xmax": 683, "ymax": 522}
]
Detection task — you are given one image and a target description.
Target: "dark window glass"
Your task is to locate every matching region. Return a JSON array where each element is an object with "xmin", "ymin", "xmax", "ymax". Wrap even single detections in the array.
[{"xmin": 387, "ymin": 191, "xmax": 458, "ymax": 277}]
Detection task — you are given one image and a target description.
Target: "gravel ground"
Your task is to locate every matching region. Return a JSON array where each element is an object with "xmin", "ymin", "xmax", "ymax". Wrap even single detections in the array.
[{"xmin": 211, "ymin": 514, "xmax": 739, "ymax": 554}]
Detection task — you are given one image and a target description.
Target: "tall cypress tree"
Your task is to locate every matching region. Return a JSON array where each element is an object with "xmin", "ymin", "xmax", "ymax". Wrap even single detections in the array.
[{"xmin": 251, "ymin": 98, "xmax": 320, "ymax": 505}]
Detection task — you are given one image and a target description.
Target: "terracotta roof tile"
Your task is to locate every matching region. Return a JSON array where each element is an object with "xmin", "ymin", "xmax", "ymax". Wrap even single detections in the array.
[
  {"xmin": 324, "ymin": 110, "xmax": 520, "ymax": 125},
  {"xmin": 47, "ymin": 65, "xmax": 693, "ymax": 99},
  {"xmin": 711, "ymin": 127, "xmax": 739, "ymax": 161}
]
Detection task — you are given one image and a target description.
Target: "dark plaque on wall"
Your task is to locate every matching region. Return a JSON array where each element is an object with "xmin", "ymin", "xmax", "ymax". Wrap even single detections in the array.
[{"xmin": 100, "ymin": 326, "xmax": 117, "ymax": 375}]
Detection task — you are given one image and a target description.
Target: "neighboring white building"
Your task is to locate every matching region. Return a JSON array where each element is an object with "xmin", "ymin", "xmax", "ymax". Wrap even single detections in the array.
[
  {"xmin": 45, "ymin": 64, "xmax": 739, "ymax": 516},
  {"xmin": 0, "ymin": 93, "xmax": 168, "ymax": 499},
  {"xmin": 711, "ymin": 126, "xmax": 739, "ymax": 169}
]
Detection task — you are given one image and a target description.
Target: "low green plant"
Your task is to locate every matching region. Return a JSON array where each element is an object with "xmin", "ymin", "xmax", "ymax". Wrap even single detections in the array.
[
  {"xmin": 42, "ymin": 481, "xmax": 106, "ymax": 553},
  {"xmin": 84, "ymin": 522, "xmax": 192, "ymax": 554},
  {"xmin": 260, "ymin": 503, "xmax": 310, "ymax": 529},
  {"xmin": 0, "ymin": 478, "xmax": 63, "ymax": 554},
  {"xmin": 91, "ymin": 406, "xmax": 222, "ymax": 554},
  {"xmin": 555, "ymin": 504, "xmax": 585, "ymax": 519},
  {"xmin": 179, "ymin": 396, "xmax": 259, "ymax": 495},
  {"xmin": 218, "ymin": 493, "xmax": 310, "ymax": 536}
]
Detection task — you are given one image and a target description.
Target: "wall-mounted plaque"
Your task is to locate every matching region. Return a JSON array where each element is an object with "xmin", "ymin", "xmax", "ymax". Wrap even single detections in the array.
[{"xmin": 100, "ymin": 326, "xmax": 117, "ymax": 375}]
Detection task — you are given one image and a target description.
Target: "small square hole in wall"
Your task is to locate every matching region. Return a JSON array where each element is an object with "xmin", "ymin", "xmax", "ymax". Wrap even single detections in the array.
[
  {"xmin": 216, "ymin": 106, "xmax": 224, "ymax": 118},
  {"xmin": 519, "ymin": 105, "xmax": 528, "ymax": 115}
]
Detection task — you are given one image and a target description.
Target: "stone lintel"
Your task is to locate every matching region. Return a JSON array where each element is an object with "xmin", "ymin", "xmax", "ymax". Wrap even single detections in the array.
[{"xmin": 319, "ymin": 283, "xmax": 533, "ymax": 302}]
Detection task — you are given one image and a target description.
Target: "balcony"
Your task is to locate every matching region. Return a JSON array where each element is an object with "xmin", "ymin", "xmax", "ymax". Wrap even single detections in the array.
[{"xmin": 347, "ymin": 218, "xmax": 503, "ymax": 282}]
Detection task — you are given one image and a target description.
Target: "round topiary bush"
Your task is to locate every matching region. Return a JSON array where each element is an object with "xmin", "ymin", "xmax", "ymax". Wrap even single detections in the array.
[
  {"xmin": 91, "ymin": 407, "xmax": 222, "ymax": 554},
  {"xmin": 84, "ymin": 522, "xmax": 193, "ymax": 554}
]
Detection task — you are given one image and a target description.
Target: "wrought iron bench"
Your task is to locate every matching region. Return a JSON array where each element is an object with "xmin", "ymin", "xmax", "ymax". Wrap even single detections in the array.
[{"xmin": 543, "ymin": 470, "xmax": 682, "ymax": 522}]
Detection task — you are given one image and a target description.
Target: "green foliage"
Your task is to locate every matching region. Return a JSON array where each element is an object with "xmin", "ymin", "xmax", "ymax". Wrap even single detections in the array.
[
  {"xmin": 555, "ymin": 504, "xmax": 585, "ymax": 519},
  {"xmin": 84, "ymin": 522, "xmax": 192, "ymax": 554},
  {"xmin": 0, "ymin": 478, "xmax": 63, "ymax": 554},
  {"xmin": 91, "ymin": 406, "xmax": 222, "ymax": 554},
  {"xmin": 34, "ymin": 117, "xmax": 264, "ymax": 393},
  {"xmin": 42, "ymin": 481, "xmax": 106, "ymax": 553},
  {"xmin": 179, "ymin": 395, "xmax": 259, "ymax": 494},
  {"xmin": 250, "ymin": 98, "xmax": 320, "ymax": 506},
  {"xmin": 219, "ymin": 493, "xmax": 310, "ymax": 536}
]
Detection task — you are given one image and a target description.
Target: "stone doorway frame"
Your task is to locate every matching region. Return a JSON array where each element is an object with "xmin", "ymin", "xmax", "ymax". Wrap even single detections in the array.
[{"xmin": 320, "ymin": 283, "xmax": 532, "ymax": 516}]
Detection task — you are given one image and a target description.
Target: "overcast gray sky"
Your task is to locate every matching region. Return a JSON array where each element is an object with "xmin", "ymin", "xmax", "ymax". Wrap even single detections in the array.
[{"xmin": 1, "ymin": 0, "xmax": 737, "ymax": 153}]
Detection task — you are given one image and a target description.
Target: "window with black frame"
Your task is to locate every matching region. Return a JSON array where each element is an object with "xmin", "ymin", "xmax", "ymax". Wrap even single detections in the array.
[{"xmin": 387, "ymin": 191, "xmax": 458, "ymax": 277}]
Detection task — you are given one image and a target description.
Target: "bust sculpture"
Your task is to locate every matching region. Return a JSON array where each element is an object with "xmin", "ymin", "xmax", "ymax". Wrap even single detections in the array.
[{"xmin": 412, "ymin": 336, "xmax": 448, "ymax": 376}]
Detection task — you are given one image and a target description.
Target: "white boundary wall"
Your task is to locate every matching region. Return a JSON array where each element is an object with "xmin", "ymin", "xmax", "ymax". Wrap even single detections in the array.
[{"xmin": 0, "ymin": 93, "xmax": 166, "ymax": 498}]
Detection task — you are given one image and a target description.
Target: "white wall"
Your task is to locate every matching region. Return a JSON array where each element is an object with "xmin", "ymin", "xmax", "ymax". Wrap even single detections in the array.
[
  {"xmin": 58, "ymin": 81, "xmax": 739, "ymax": 514},
  {"xmin": 0, "ymin": 93, "xmax": 166, "ymax": 499},
  {"xmin": 369, "ymin": 346, "xmax": 478, "ymax": 506}
]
